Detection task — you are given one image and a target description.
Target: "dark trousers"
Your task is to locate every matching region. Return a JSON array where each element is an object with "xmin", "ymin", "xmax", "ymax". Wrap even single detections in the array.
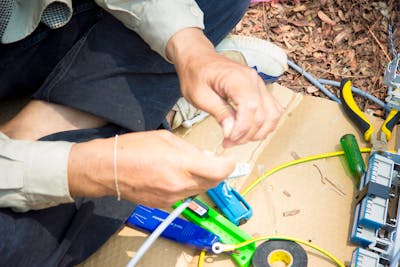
[{"xmin": 0, "ymin": 0, "xmax": 249, "ymax": 266}]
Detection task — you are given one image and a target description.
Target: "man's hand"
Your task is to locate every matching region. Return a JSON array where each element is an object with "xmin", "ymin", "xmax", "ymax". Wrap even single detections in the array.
[
  {"xmin": 68, "ymin": 130, "xmax": 235, "ymax": 208},
  {"xmin": 166, "ymin": 28, "xmax": 283, "ymax": 147}
]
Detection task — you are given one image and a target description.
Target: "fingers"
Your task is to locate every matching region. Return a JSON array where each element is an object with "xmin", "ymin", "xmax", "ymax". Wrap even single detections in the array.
[
  {"xmin": 176, "ymin": 44, "xmax": 284, "ymax": 149},
  {"xmin": 222, "ymin": 72, "xmax": 283, "ymax": 147},
  {"xmin": 118, "ymin": 131, "xmax": 235, "ymax": 208},
  {"xmin": 185, "ymin": 151, "xmax": 236, "ymax": 182},
  {"xmin": 252, "ymin": 78, "xmax": 283, "ymax": 140},
  {"xmin": 169, "ymin": 133, "xmax": 236, "ymax": 182},
  {"xmin": 144, "ymin": 152, "xmax": 235, "ymax": 208},
  {"xmin": 189, "ymin": 86, "xmax": 236, "ymax": 137}
]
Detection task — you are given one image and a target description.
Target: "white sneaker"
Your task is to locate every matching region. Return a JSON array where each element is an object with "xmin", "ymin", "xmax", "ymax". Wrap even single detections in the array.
[
  {"xmin": 170, "ymin": 97, "xmax": 209, "ymax": 130},
  {"xmin": 171, "ymin": 35, "xmax": 288, "ymax": 129},
  {"xmin": 216, "ymin": 34, "xmax": 288, "ymax": 82}
]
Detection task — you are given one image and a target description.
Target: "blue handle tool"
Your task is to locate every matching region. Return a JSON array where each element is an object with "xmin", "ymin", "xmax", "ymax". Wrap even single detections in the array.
[{"xmin": 125, "ymin": 204, "xmax": 220, "ymax": 251}]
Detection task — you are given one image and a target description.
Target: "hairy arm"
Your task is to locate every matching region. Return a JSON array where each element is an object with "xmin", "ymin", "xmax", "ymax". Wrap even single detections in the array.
[{"xmin": 68, "ymin": 130, "xmax": 235, "ymax": 208}]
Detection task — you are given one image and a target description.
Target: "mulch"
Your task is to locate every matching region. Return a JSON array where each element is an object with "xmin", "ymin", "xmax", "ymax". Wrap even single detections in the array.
[{"xmin": 236, "ymin": 0, "xmax": 400, "ymax": 117}]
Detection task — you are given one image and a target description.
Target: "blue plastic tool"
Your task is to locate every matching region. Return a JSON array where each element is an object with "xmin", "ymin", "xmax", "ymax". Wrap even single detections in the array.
[
  {"xmin": 207, "ymin": 181, "xmax": 253, "ymax": 225},
  {"xmin": 125, "ymin": 205, "xmax": 220, "ymax": 251}
]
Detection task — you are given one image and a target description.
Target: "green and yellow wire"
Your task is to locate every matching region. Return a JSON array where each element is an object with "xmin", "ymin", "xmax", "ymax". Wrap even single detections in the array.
[
  {"xmin": 241, "ymin": 147, "xmax": 372, "ymax": 196},
  {"xmin": 198, "ymin": 147, "xmax": 375, "ymax": 267}
]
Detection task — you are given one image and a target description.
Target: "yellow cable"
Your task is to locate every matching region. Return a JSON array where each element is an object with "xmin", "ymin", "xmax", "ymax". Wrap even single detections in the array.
[
  {"xmin": 222, "ymin": 235, "xmax": 345, "ymax": 267},
  {"xmin": 240, "ymin": 148, "xmax": 372, "ymax": 196},
  {"xmin": 198, "ymin": 147, "xmax": 397, "ymax": 266},
  {"xmin": 198, "ymin": 250, "xmax": 206, "ymax": 267}
]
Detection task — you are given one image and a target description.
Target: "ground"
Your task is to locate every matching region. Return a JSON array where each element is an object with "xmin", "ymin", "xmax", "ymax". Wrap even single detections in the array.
[{"xmin": 236, "ymin": 0, "xmax": 400, "ymax": 117}]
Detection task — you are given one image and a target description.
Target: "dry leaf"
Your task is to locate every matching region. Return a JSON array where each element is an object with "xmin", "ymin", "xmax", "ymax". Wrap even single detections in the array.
[
  {"xmin": 306, "ymin": 86, "xmax": 319, "ymax": 93},
  {"xmin": 373, "ymin": 109, "xmax": 385, "ymax": 117},
  {"xmin": 333, "ymin": 29, "xmax": 351, "ymax": 44},
  {"xmin": 317, "ymin": 10, "xmax": 337, "ymax": 25},
  {"xmin": 235, "ymin": 1, "xmax": 395, "ymax": 119},
  {"xmin": 288, "ymin": 19, "xmax": 309, "ymax": 27},
  {"xmin": 293, "ymin": 5, "xmax": 307, "ymax": 12},
  {"xmin": 351, "ymin": 37, "xmax": 369, "ymax": 46},
  {"xmin": 337, "ymin": 9, "xmax": 346, "ymax": 21}
]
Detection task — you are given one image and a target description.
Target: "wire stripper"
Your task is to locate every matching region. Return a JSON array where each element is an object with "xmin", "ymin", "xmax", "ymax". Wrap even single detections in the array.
[
  {"xmin": 340, "ymin": 79, "xmax": 400, "ymax": 152},
  {"xmin": 173, "ymin": 198, "xmax": 256, "ymax": 267}
]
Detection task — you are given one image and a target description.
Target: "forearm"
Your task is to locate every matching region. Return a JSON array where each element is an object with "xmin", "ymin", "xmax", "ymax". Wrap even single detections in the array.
[{"xmin": 69, "ymin": 131, "xmax": 235, "ymax": 209}]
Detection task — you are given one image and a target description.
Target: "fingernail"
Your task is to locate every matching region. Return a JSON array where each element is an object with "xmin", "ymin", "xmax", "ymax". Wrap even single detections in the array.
[
  {"xmin": 222, "ymin": 139, "xmax": 234, "ymax": 148},
  {"xmin": 222, "ymin": 117, "xmax": 234, "ymax": 138}
]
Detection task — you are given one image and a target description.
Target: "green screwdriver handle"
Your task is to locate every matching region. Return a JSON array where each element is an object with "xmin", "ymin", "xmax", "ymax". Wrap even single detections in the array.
[{"xmin": 340, "ymin": 134, "xmax": 365, "ymax": 187}]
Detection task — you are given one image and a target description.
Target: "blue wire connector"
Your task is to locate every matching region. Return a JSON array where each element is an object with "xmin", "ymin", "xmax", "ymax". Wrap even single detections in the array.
[{"xmin": 207, "ymin": 181, "xmax": 253, "ymax": 226}]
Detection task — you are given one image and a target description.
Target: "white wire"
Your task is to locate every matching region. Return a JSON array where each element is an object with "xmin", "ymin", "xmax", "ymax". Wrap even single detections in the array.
[
  {"xmin": 125, "ymin": 198, "xmax": 193, "ymax": 267},
  {"xmin": 287, "ymin": 59, "xmax": 342, "ymax": 103}
]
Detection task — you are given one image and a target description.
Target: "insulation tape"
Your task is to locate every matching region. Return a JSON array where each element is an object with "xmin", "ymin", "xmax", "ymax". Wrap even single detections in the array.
[{"xmin": 252, "ymin": 240, "xmax": 308, "ymax": 267}]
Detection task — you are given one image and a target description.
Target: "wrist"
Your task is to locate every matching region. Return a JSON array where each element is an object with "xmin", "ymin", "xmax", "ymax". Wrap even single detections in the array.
[
  {"xmin": 166, "ymin": 28, "xmax": 215, "ymax": 67},
  {"xmin": 68, "ymin": 138, "xmax": 115, "ymax": 198}
]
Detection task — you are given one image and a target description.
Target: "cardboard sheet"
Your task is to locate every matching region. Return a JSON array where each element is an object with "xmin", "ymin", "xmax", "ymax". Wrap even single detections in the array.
[{"xmin": 79, "ymin": 83, "xmax": 397, "ymax": 267}]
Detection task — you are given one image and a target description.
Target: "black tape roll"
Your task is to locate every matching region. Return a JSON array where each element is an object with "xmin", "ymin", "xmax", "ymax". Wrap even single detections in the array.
[{"xmin": 252, "ymin": 240, "xmax": 308, "ymax": 267}]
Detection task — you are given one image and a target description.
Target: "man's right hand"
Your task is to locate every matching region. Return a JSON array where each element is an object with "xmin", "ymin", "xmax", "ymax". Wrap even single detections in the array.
[{"xmin": 67, "ymin": 130, "xmax": 235, "ymax": 208}]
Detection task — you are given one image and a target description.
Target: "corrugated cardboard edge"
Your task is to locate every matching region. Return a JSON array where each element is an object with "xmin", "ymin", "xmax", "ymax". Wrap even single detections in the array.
[
  {"xmin": 80, "ymin": 83, "xmax": 397, "ymax": 267},
  {"xmin": 78, "ymin": 83, "xmax": 305, "ymax": 267}
]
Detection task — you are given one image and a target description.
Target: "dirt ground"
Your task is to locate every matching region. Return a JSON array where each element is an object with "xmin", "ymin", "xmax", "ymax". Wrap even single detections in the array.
[{"xmin": 237, "ymin": 0, "xmax": 400, "ymax": 117}]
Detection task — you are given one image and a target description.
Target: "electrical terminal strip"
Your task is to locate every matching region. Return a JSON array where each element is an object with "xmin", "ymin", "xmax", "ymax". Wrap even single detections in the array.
[
  {"xmin": 350, "ymin": 152, "xmax": 400, "ymax": 267},
  {"xmin": 360, "ymin": 154, "xmax": 393, "ymax": 190},
  {"xmin": 358, "ymin": 195, "xmax": 389, "ymax": 229},
  {"xmin": 351, "ymin": 248, "xmax": 391, "ymax": 267},
  {"xmin": 351, "ymin": 202, "xmax": 392, "ymax": 256},
  {"xmin": 357, "ymin": 154, "xmax": 393, "ymax": 229},
  {"xmin": 351, "ymin": 202, "xmax": 379, "ymax": 247}
]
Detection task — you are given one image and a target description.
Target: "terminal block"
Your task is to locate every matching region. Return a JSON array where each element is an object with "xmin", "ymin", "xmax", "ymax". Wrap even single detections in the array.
[
  {"xmin": 351, "ymin": 248, "xmax": 390, "ymax": 267},
  {"xmin": 350, "ymin": 152, "xmax": 400, "ymax": 267}
]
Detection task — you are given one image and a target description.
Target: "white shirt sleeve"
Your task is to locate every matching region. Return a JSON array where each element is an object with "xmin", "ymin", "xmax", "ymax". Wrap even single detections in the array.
[
  {"xmin": 95, "ymin": 0, "xmax": 205, "ymax": 61},
  {"xmin": 0, "ymin": 133, "xmax": 74, "ymax": 212}
]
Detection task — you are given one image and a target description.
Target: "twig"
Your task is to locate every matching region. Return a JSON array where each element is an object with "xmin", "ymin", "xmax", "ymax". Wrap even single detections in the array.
[
  {"xmin": 313, "ymin": 164, "xmax": 325, "ymax": 184},
  {"xmin": 313, "ymin": 164, "xmax": 346, "ymax": 196},
  {"xmin": 368, "ymin": 26, "xmax": 391, "ymax": 61},
  {"xmin": 323, "ymin": 177, "xmax": 346, "ymax": 196}
]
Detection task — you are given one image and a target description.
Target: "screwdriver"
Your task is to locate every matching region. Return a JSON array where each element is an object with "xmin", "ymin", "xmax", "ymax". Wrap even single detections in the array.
[{"xmin": 340, "ymin": 134, "xmax": 365, "ymax": 188}]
